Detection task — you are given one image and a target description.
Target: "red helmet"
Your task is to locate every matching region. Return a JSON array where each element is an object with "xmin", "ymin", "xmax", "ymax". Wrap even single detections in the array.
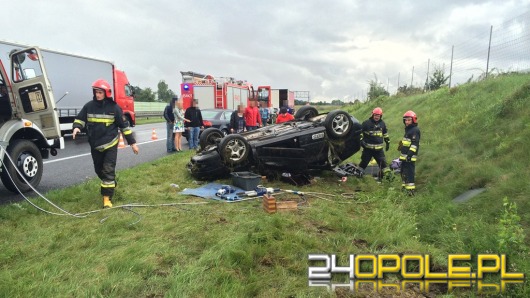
[
  {"xmin": 403, "ymin": 110, "xmax": 417, "ymax": 124},
  {"xmin": 372, "ymin": 107, "xmax": 383, "ymax": 116},
  {"xmin": 92, "ymin": 79, "xmax": 112, "ymax": 97}
]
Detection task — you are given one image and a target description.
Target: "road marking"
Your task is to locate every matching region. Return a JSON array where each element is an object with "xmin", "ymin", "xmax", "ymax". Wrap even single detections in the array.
[{"xmin": 43, "ymin": 139, "xmax": 165, "ymax": 164}]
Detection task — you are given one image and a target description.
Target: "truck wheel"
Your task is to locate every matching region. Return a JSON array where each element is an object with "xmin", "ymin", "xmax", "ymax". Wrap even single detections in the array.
[
  {"xmin": 294, "ymin": 106, "xmax": 318, "ymax": 121},
  {"xmin": 1, "ymin": 140, "xmax": 43, "ymax": 193},
  {"xmin": 324, "ymin": 110, "xmax": 352, "ymax": 139},
  {"xmin": 219, "ymin": 134, "xmax": 250, "ymax": 166},
  {"xmin": 199, "ymin": 128, "xmax": 224, "ymax": 149}
]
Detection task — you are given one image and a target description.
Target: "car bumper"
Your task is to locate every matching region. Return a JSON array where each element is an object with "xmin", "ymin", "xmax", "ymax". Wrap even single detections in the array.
[{"xmin": 187, "ymin": 148, "xmax": 229, "ymax": 180}]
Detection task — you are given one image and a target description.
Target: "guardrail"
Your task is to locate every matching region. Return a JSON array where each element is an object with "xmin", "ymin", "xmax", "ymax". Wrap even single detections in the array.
[{"xmin": 135, "ymin": 111, "xmax": 163, "ymax": 118}]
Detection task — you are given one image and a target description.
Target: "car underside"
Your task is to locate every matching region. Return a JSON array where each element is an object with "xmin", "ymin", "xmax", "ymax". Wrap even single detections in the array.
[{"xmin": 187, "ymin": 107, "xmax": 362, "ymax": 181}]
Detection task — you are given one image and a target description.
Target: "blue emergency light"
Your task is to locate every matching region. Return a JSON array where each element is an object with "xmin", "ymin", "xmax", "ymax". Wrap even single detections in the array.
[{"xmin": 183, "ymin": 84, "xmax": 190, "ymax": 91}]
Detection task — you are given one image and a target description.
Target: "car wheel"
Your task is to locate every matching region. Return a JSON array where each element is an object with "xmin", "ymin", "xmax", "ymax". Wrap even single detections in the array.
[
  {"xmin": 294, "ymin": 106, "xmax": 319, "ymax": 121},
  {"xmin": 1, "ymin": 139, "xmax": 43, "ymax": 193},
  {"xmin": 221, "ymin": 128, "xmax": 229, "ymax": 136},
  {"xmin": 324, "ymin": 110, "xmax": 352, "ymax": 139},
  {"xmin": 199, "ymin": 128, "xmax": 224, "ymax": 149},
  {"xmin": 219, "ymin": 134, "xmax": 250, "ymax": 165}
]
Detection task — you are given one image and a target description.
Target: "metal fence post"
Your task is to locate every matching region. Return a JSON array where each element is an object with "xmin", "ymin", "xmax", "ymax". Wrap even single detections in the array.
[{"xmin": 486, "ymin": 25, "xmax": 493, "ymax": 79}]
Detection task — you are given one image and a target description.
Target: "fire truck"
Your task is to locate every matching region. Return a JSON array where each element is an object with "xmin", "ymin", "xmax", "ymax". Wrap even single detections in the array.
[
  {"xmin": 254, "ymin": 87, "xmax": 295, "ymax": 110},
  {"xmin": 179, "ymin": 71, "xmax": 295, "ymax": 113},
  {"xmin": 180, "ymin": 71, "xmax": 254, "ymax": 109}
]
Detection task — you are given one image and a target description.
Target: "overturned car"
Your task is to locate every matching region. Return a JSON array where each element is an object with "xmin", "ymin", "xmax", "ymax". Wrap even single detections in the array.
[{"xmin": 186, "ymin": 106, "xmax": 363, "ymax": 180}]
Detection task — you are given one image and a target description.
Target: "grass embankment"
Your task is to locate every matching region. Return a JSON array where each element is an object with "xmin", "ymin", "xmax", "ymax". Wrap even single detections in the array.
[{"xmin": 1, "ymin": 74, "xmax": 529, "ymax": 297}]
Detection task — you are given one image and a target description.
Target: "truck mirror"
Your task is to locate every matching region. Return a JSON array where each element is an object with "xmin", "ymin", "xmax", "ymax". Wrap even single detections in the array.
[{"xmin": 13, "ymin": 52, "xmax": 26, "ymax": 65}]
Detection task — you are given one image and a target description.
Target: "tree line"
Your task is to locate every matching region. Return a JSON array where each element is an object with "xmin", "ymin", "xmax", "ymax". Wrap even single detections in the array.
[{"xmin": 132, "ymin": 80, "xmax": 176, "ymax": 102}]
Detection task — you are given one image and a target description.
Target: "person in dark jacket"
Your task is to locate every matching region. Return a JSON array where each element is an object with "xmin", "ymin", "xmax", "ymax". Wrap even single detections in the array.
[
  {"xmin": 359, "ymin": 107, "xmax": 391, "ymax": 180},
  {"xmin": 230, "ymin": 104, "xmax": 246, "ymax": 134},
  {"xmin": 399, "ymin": 110, "xmax": 421, "ymax": 196},
  {"xmin": 184, "ymin": 99, "xmax": 204, "ymax": 150},
  {"xmin": 72, "ymin": 79, "xmax": 139, "ymax": 208},
  {"xmin": 164, "ymin": 97, "xmax": 177, "ymax": 152}
]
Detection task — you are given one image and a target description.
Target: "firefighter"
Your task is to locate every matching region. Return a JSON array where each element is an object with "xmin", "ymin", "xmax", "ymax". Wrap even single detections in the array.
[
  {"xmin": 399, "ymin": 110, "xmax": 420, "ymax": 196},
  {"xmin": 358, "ymin": 107, "xmax": 391, "ymax": 180},
  {"xmin": 72, "ymin": 79, "xmax": 139, "ymax": 208}
]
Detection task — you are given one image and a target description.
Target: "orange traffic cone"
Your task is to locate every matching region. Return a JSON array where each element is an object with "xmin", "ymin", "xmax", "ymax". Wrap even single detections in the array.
[
  {"xmin": 118, "ymin": 133, "xmax": 126, "ymax": 148},
  {"xmin": 151, "ymin": 128, "xmax": 158, "ymax": 140}
]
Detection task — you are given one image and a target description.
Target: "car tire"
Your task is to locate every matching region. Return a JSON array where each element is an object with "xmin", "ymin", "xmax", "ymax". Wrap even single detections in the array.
[
  {"xmin": 219, "ymin": 134, "xmax": 250, "ymax": 166},
  {"xmin": 199, "ymin": 128, "xmax": 224, "ymax": 149},
  {"xmin": 324, "ymin": 110, "xmax": 352, "ymax": 139},
  {"xmin": 1, "ymin": 139, "xmax": 43, "ymax": 193},
  {"xmin": 294, "ymin": 106, "xmax": 319, "ymax": 121}
]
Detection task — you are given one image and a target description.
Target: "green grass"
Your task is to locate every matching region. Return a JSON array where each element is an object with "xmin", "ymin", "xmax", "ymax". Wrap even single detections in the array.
[
  {"xmin": 135, "ymin": 116, "xmax": 164, "ymax": 125},
  {"xmin": 2, "ymin": 75, "xmax": 530, "ymax": 297}
]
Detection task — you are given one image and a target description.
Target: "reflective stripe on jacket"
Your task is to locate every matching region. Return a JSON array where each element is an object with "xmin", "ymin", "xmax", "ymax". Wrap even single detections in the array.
[
  {"xmin": 361, "ymin": 117, "xmax": 389, "ymax": 150},
  {"xmin": 399, "ymin": 124, "xmax": 420, "ymax": 161},
  {"xmin": 73, "ymin": 97, "xmax": 136, "ymax": 151}
]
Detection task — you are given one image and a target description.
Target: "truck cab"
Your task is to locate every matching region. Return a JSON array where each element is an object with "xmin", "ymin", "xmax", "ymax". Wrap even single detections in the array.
[
  {"xmin": 0, "ymin": 47, "xmax": 63, "ymax": 193},
  {"xmin": 114, "ymin": 69, "xmax": 136, "ymax": 127}
]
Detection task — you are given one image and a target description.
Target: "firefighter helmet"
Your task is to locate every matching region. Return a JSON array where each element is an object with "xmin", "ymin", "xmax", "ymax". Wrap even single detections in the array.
[
  {"xmin": 92, "ymin": 79, "xmax": 112, "ymax": 97},
  {"xmin": 372, "ymin": 107, "xmax": 383, "ymax": 116},
  {"xmin": 403, "ymin": 110, "xmax": 417, "ymax": 124}
]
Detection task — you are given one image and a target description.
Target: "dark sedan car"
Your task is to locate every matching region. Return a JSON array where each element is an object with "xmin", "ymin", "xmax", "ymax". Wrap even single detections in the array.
[
  {"xmin": 183, "ymin": 108, "xmax": 234, "ymax": 142},
  {"xmin": 187, "ymin": 106, "xmax": 362, "ymax": 180}
]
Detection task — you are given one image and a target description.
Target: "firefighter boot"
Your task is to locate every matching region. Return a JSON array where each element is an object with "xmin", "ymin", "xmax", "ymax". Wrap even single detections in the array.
[{"xmin": 103, "ymin": 196, "xmax": 113, "ymax": 208}]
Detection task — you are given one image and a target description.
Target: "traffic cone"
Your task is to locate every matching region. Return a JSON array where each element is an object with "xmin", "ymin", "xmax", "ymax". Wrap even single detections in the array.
[
  {"xmin": 151, "ymin": 128, "xmax": 158, "ymax": 140},
  {"xmin": 118, "ymin": 133, "xmax": 126, "ymax": 148}
]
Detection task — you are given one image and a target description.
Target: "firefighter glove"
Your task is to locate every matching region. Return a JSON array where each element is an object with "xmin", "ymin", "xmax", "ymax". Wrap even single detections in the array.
[
  {"xmin": 385, "ymin": 141, "xmax": 390, "ymax": 151},
  {"xmin": 406, "ymin": 155, "xmax": 412, "ymax": 162}
]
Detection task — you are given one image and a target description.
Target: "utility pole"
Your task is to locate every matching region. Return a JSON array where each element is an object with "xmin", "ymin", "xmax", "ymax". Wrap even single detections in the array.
[
  {"xmin": 486, "ymin": 25, "xmax": 493, "ymax": 79},
  {"xmin": 449, "ymin": 45, "xmax": 454, "ymax": 88},
  {"xmin": 411, "ymin": 66, "xmax": 414, "ymax": 87}
]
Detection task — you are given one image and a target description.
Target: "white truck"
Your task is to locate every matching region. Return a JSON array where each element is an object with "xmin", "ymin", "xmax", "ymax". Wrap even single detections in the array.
[
  {"xmin": 0, "ymin": 46, "xmax": 63, "ymax": 193},
  {"xmin": 0, "ymin": 41, "xmax": 136, "ymax": 134}
]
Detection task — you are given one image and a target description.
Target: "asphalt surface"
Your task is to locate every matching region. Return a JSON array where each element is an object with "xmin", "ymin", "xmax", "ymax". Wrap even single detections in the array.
[{"xmin": 0, "ymin": 123, "xmax": 187, "ymax": 204}]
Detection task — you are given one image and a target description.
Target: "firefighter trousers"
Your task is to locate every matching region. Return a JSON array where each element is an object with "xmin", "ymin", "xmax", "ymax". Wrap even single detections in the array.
[
  {"xmin": 91, "ymin": 144, "xmax": 118, "ymax": 197},
  {"xmin": 400, "ymin": 161, "xmax": 415, "ymax": 190},
  {"xmin": 359, "ymin": 148, "xmax": 389, "ymax": 178}
]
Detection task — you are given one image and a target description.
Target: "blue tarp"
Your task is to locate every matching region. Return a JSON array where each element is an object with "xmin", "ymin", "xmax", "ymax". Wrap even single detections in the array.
[{"xmin": 180, "ymin": 183, "xmax": 246, "ymax": 202}]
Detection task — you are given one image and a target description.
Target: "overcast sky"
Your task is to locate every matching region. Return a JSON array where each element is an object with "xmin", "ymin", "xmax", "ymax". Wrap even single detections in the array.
[{"xmin": 1, "ymin": 0, "xmax": 528, "ymax": 102}]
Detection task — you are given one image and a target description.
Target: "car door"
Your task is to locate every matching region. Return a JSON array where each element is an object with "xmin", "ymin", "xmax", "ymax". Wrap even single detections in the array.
[{"xmin": 10, "ymin": 47, "xmax": 61, "ymax": 139}]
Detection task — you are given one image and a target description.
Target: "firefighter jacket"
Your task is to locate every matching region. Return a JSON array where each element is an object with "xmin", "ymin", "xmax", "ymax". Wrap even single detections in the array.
[
  {"xmin": 360, "ymin": 117, "xmax": 389, "ymax": 150},
  {"xmin": 73, "ymin": 97, "xmax": 136, "ymax": 151},
  {"xmin": 399, "ymin": 123, "xmax": 420, "ymax": 162}
]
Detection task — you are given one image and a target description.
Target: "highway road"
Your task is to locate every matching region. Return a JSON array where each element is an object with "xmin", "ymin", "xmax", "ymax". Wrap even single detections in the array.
[{"xmin": 0, "ymin": 123, "xmax": 185, "ymax": 204}]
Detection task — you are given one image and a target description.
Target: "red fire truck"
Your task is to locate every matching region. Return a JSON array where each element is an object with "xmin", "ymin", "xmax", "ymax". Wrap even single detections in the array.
[
  {"xmin": 180, "ymin": 71, "xmax": 254, "ymax": 109},
  {"xmin": 254, "ymin": 87, "xmax": 295, "ymax": 110},
  {"xmin": 179, "ymin": 71, "xmax": 295, "ymax": 114}
]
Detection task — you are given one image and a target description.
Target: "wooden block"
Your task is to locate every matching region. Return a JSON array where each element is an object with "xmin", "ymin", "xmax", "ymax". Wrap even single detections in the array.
[
  {"xmin": 262, "ymin": 195, "xmax": 277, "ymax": 214},
  {"xmin": 276, "ymin": 200, "xmax": 298, "ymax": 211}
]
